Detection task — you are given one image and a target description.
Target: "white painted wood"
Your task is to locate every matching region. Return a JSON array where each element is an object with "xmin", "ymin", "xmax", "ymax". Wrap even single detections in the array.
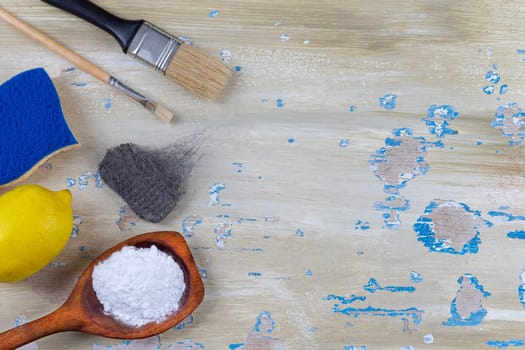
[{"xmin": 1, "ymin": 1, "xmax": 525, "ymax": 349}]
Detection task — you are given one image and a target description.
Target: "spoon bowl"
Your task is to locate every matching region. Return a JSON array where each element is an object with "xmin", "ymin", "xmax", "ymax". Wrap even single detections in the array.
[{"xmin": 0, "ymin": 231, "xmax": 204, "ymax": 350}]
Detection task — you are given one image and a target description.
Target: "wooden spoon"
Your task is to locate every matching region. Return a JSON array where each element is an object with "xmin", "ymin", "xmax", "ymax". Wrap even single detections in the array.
[{"xmin": 0, "ymin": 231, "xmax": 205, "ymax": 350}]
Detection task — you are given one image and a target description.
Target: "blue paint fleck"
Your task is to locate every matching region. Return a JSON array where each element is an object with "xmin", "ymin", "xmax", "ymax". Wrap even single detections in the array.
[
  {"xmin": 343, "ymin": 346, "xmax": 367, "ymax": 350},
  {"xmin": 66, "ymin": 177, "xmax": 76, "ymax": 187},
  {"xmin": 485, "ymin": 70, "xmax": 501, "ymax": 84},
  {"xmin": 443, "ymin": 273, "xmax": 491, "ymax": 326},
  {"xmin": 248, "ymin": 272, "xmax": 262, "ymax": 277},
  {"xmin": 410, "ymin": 271, "xmax": 423, "ymax": 283},
  {"xmin": 296, "ymin": 228, "xmax": 305, "ymax": 237},
  {"xmin": 79, "ymin": 245, "xmax": 89, "ymax": 259},
  {"xmin": 78, "ymin": 171, "xmax": 102, "ymax": 190},
  {"xmin": 379, "ymin": 94, "xmax": 397, "ymax": 110},
  {"xmin": 483, "ymin": 85, "xmax": 495, "ymax": 95},
  {"xmin": 363, "ymin": 278, "xmax": 415, "ymax": 294},
  {"xmin": 173, "ymin": 315, "xmax": 194, "ymax": 330},
  {"xmin": 349, "ymin": 105, "xmax": 357, "ymax": 112},
  {"xmin": 214, "ymin": 218, "xmax": 233, "ymax": 249},
  {"xmin": 182, "ymin": 215, "xmax": 203, "ymax": 237},
  {"xmin": 354, "ymin": 220, "xmax": 370, "ymax": 230},
  {"xmin": 70, "ymin": 215, "xmax": 83, "ymax": 238},
  {"xmin": 288, "ymin": 138, "xmax": 295, "ymax": 144},
  {"xmin": 235, "ymin": 65, "xmax": 242, "ymax": 72},
  {"xmin": 491, "ymin": 102, "xmax": 525, "ymax": 146},
  {"xmin": 171, "ymin": 339, "xmax": 205, "ymax": 349},
  {"xmin": 208, "ymin": 9, "xmax": 219, "ymax": 18},
  {"xmin": 500, "ymin": 84, "xmax": 509, "ymax": 94},
  {"xmin": 331, "ymin": 304, "xmax": 423, "ymax": 327},
  {"xmin": 198, "ymin": 268, "xmax": 208, "ymax": 279},
  {"xmin": 104, "ymin": 97, "xmax": 112, "ymax": 109},
  {"xmin": 209, "ymin": 183, "xmax": 226, "ymax": 206},
  {"xmin": 519, "ymin": 268, "xmax": 525, "ymax": 309},
  {"xmin": 229, "ymin": 311, "xmax": 278, "ymax": 349},
  {"xmin": 477, "ymin": 140, "xmax": 484, "ymax": 146},
  {"xmin": 276, "ymin": 98, "xmax": 284, "ymax": 108},
  {"xmin": 64, "ymin": 67, "xmax": 75, "ymax": 72},
  {"xmin": 237, "ymin": 217, "xmax": 257, "ymax": 224},
  {"xmin": 71, "ymin": 82, "xmax": 87, "ymax": 87},
  {"xmin": 323, "ymin": 294, "xmax": 422, "ymax": 331},
  {"xmin": 422, "ymin": 104, "xmax": 459, "ymax": 138},
  {"xmin": 323, "ymin": 294, "xmax": 367, "ymax": 304},
  {"xmin": 305, "ymin": 269, "xmax": 313, "ymax": 276},
  {"xmin": 507, "ymin": 230, "xmax": 525, "ymax": 239},
  {"xmin": 339, "ymin": 139, "xmax": 350, "ymax": 148},
  {"xmin": 488, "ymin": 210, "xmax": 525, "ymax": 222},
  {"xmin": 486, "ymin": 339, "xmax": 525, "ymax": 348}
]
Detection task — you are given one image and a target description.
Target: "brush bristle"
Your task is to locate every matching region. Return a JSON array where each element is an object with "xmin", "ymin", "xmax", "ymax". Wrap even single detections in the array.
[
  {"xmin": 166, "ymin": 44, "xmax": 231, "ymax": 100},
  {"xmin": 153, "ymin": 103, "xmax": 175, "ymax": 123}
]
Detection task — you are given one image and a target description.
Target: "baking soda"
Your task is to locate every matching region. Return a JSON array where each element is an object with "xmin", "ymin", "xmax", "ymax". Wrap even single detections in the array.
[{"xmin": 92, "ymin": 245, "xmax": 185, "ymax": 327}]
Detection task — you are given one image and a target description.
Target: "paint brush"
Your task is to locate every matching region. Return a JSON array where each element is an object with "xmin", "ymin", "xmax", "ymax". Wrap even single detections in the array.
[
  {"xmin": 41, "ymin": 0, "xmax": 232, "ymax": 101},
  {"xmin": 0, "ymin": 6, "xmax": 174, "ymax": 123}
]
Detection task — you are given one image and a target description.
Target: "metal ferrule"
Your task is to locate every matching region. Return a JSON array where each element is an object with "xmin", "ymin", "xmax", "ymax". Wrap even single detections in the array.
[
  {"xmin": 107, "ymin": 76, "xmax": 156, "ymax": 112},
  {"xmin": 127, "ymin": 21, "xmax": 181, "ymax": 74}
]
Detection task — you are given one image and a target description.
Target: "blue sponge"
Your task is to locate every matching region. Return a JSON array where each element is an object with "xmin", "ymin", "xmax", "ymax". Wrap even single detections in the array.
[{"xmin": 0, "ymin": 68, "xmax": 78, "ymax": 187}]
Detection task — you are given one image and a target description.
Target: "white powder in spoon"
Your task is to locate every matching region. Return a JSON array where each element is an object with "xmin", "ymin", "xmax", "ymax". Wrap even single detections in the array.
[{"xmin": 92, "ymin": 244, "xmax": 185, "ymax": 327}]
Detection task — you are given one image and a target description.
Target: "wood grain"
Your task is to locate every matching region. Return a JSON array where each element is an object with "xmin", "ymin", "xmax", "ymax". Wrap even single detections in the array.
[{"xmin": 1, "ymin": 1, "xmax": 525, "ymax": 349}]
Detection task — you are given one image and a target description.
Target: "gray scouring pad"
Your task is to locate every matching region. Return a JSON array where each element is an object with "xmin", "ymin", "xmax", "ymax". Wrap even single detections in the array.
[{"xmin": 98, "ymin": 142, "xmax": 197, "ymax": 223}]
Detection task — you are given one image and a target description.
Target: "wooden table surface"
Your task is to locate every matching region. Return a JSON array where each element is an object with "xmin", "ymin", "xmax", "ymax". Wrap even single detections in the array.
[{"xmin": 2, "ymin": 1, "xmax": 525, "ymax": 349}]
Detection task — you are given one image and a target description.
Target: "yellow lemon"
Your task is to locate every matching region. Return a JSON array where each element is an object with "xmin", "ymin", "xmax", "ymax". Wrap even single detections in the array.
[{"xmin": 0, "ymin": 184, "xmax": 73, "ymax": 282}]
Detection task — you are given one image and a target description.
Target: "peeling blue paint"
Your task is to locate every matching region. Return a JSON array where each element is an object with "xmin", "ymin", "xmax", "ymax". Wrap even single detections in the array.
[
  {"xmin": 410, "ymin": 271, "xmax": 423, "ymax": 283},
  {"xmin": 488, "ymin": 211, "xmax": 525, "ymax": 222},
  {"xmin": 414, "ymin": 200, "xmax": 491, "ymax": 255},
  {"xmin": 182, "ymin": 215, "xmax": 203, "ymax": 237},
  {"xmin": 379, "ymin": 94, "xmax": 397, "ymax": 110},
  {"xmin": 354, "ymin": 220, "xmax": 370, "ymax": 230},
  {"xmin": 491, "ymin": 103, "xmax": 525, "ymax": 146},
  {"xmin": 507, "ymin": 230, "xmax": 525, "ymax": 239},
  {"xmin": 339, "ymin": 139, "xmax": 350, "ymax": 148},
  {"xmin": 486, "ymin": 339, "xmax": 524, "ymax": 348},
  {"xmin": 485, "ymin": 70, "xmax": 501, "ymax": 84},
  {"xmin": 208, "ymin": 9, "xmax": 219, "ymax": 18},
  {"xmin": 104, "ymin": 98, "xmax": 112, "ymax": 109},
  {"xmin": 323, "ymin": 293, "xmax": 423, "ymax": 330},
  {"xmin": 363, "ymin": 278, "xmax": 415, "ymax": 293},
  {"xmin": 422, "ymin": 104, "xmax": 459, "ymax": 138},
  {"xmin": 443, "ymin": 273, "xmax": 491, "ymax": 326},
  {"xmin": 483, "ymin": 86, "xmax": 495, "ymax": 95}
]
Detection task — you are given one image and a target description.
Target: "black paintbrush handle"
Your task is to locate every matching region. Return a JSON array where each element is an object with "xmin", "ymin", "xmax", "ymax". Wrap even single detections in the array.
[{"xmin": 41, "ymin": 0, "xmax": 143, "ymax": 52}]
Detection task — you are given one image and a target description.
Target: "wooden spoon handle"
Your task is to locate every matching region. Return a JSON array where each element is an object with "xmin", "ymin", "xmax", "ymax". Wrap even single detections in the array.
[{"xmin": 0, "ymin": 307, "xmax": 76, "ymax": 350}]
